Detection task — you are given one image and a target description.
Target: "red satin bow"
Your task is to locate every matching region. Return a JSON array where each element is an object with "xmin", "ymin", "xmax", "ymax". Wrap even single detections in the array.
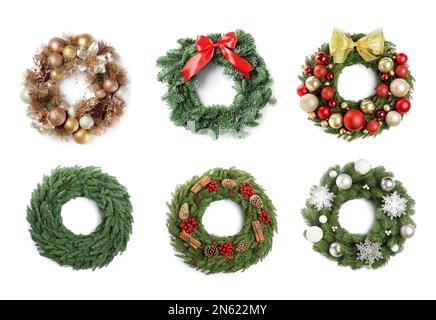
[{"xmin": 181, "ymin": 32, "xmax": 253, "ymax": 82}]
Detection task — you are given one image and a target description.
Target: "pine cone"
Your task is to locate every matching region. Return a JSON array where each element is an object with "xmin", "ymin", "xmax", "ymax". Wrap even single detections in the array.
[
  {"xmin": 222, "ymin": 179, "xmax": 236, "ymax": 189},
  {"xmin": 204, "ymin": 244, "xmax": 218, "ymax": 258},
  {"xmin": 236, "ymin": 241, "xmax": 249, "ymax": 253},
  {"xmin": 250, "ymin": 195, "xmax": 264, "ymax": 208}
]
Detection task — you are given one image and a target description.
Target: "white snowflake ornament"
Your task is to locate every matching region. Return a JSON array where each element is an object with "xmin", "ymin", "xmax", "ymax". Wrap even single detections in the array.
[
  {"xmin": 309, "ymin": 185, "xmax": 335, "ymax": 211},
  {"xmin": 356, "ymin": 239, "xmax": 383, "ymax": 266},
  {"xmin": 381, "ymin": 191, "xmax": 407, "ymax": 219}
]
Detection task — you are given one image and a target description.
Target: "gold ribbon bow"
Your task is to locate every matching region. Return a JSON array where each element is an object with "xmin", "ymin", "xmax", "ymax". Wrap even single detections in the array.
[{"xmin": 329, "ymin": 29, "xmax": 385, "ymax": 64}]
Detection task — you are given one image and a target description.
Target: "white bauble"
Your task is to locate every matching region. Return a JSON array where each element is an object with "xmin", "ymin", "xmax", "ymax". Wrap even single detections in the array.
[
  {"xmin": 390, "ymin": 79, "xmax": 410, "ymax": 98},
  {"xmin": 336, "ymin": 174, "xmax": 352, "ymax": 190},
  {"xmin": 354, "ymin": 159, "xmax": 371, "ymax": 175},
  {"xmin": 67, "ymin": 106, "xmax": 76, "ymax": 117},
  {"xmin": 20, "ymin": 87, "xmax": 31, "ymax": 104},
  {"xmin": 305, "ymin": 226, "xmax": 323, "ymax": 243},
  {"xmin": 329, "ymin": 170, "xmax": 338, "ymax": 178},
  {"xmin": 391, "ymin": 244, "xmax": 400, "ymax": 253},
  {"xmin": 79, "ymin": 115, "xmax": 95, "ymax": 129},
  {"xmin": 300, "ymin": 94, "xmax": 319, "ymax": 112},
  {"xmin": 319, "ymin": 215, "xmax": 328, "ymax": 224},
  {"xmin": 115, "ymin": 85, "xmax": 129, "ymax": 100},
  {"xmin": 385, "ymin": 111, "xmax": 402, "ymax": 127}
]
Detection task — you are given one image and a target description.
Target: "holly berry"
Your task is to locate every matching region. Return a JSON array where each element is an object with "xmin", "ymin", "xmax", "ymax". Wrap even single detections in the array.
[
  {"xmin": 317, "ymin": 106, "xmax": 331, "ymax": 119},
  {"xmin": 396, "ymin": 98, "xmax": 411, "ymax": 114},
  {"xmin": 297, "ymin": 84, "xmax": 309, "ymax": 97},
  {"xmin": 315, "ymin": 52, "xmax": 329, "ymax": 65},
  {"xmin": 304, "ymin": 66, "xmax": 313, "ymax": 74},
  {"xmin": 239, "ymin": 182, "xmax": 254, "ymax": 198},
  {"xmin": 258, "ymin": 209, "xmax": 271, "ymax": 225},
  {"xmin": 314, "ymin": 65, "xmax": 328, "ymax": 78},
  {"xmin": 321, "ymin": 87, "xmax": 335, "ymax": 101},
  {"xmin": 180, "ymin": 218, "xmax": 198, "ymax": 234},
  {"xmin": 376, "ymin": 83, "xmax": 389, "ymax": 98},
  {"xmin": 396, "ymin": 53, "xmax": 408, "ymax": 65},
  {"xmin": 381, "ymin": 73, "xmax": 391, "ymax": 82},
  {"xmin": 328, "ymin": 99, "xmax": 337, "ymax": 108},
  {"xmin": 343, "ymin": 110, "xmax": 365, "ymax": 131},
  {"xmin": 395, "ymin": 65, "xmax": 409, "ymax": 78},
  {"xmin": 376, "ymin": 110, "xmax": 386, "ymax": 120},
  {"xmin": 366, "ymin": 119, "xmax": 380, "ymax": 133},
  {"xmin": 207, "ymin": 181, "xmax": 219, "ymax": 192},
  {"xmin": 326, "ymin": 72, "xmax": 334, "ymax": 81},
  {"xmin": 218, "ymin": 242, "xmax": 234, "ymax": 257}
]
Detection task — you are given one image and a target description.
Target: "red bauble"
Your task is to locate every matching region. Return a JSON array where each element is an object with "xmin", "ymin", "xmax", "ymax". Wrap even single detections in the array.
[
  {"xmin": 395, "ymin": 65, "xmax": 409, "ymax": 78},
  {"xmin": 376, "ymin": 83, "xmax": 389, "ymax": 98},
  {"xmin": 396, "ymin": 98, "xmax": 411, "ymax": 114},
  {"xmin": 366, "ymin": 120, "xmax": 380, "ymax": 133},
  {"xmin": 321, "ymin": 87, "xmax": 335, "ymax": 101},
  {"xmin": 396, "ymin": 53, "xmax": 408, "ymax": 65},
  {"xmin": 343, "ymin": 110, "xmax": 365, "ymax": 131},
  {"xmin": 297, "ymin": 84, "xmax": 308, "ymax": 97},
  {"xmin": 326, "ymin": 72, "xmax": 334, "ymax": 81},
  {"xmin": 317, "ymin": 106, "xmax": 331, "ymax": 119},
  {"xmin": 380, "ymin": 73, "xmax": 391, "ymax": 81},
  {"xmin": 328, "ymin": 99, "xmax": 337, "ymax": 108},
  {"xmin": 304, "ymin": 66, "xmax": 312, "ymax": 74},
  {"xmin": 376, "ymin": 110, "xmax": 386, "ymax": 120},
  {"xmin": 315, "ymin": 52, "xmax": 329, "ymax": 65},
  {"xmin": 314, "ymin": 65, "xmax": 328, "ymax": 78}
]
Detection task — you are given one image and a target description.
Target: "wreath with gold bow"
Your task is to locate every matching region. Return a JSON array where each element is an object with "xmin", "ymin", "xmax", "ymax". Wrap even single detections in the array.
[
  {"xmin": 157, "ymin": 30, "xmax": 275, "ymax": 138},
  {"xmin": 21, "ymin": 34, "xmax": 128, "ymax": 144},
  {"xmin": 297, "ymin": 29, "xmax": 414, "ymax": 140}
]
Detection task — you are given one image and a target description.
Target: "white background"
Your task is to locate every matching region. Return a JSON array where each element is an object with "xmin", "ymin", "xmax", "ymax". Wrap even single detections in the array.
[{"xmin": 0, "ymin": 0, "xmax": 433, "ymax": 300}]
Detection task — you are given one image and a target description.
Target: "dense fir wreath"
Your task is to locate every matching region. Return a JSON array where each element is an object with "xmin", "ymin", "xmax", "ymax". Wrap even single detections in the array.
[
  {"xmin": 27, "ymin": 167, "xmax": 133, "ymax": 270},
  {"xmin": 302, "ymin": 160, "xmax": 416, "ymax": 269},
  {"xmin": 298, "ymin": 29, "xmax": 414, "ymax": 140},
  {"xmin": 22, "ymin": 33, "xmax": 128, "ymax": 144},
  {"xmin": 167, "ymin": 168, "xmax": 277, "ymax": 274},
  {"xmin": 157, "ymin": 30, "xmax": 275, "ymax": 138}
]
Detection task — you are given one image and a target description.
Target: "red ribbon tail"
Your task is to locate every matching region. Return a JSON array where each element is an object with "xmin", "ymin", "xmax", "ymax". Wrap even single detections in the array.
[
  {"xmin": 181, "ymin": 49, "xmax": 214, "ymax": 82},
  {"xmin": 221, "ymin": 47, "xmax": 253, "ymax": 80}
]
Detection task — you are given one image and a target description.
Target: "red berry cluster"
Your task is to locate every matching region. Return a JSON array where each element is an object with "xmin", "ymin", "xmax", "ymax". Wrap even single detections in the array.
[
  {"xmin": 239, "ymin": 182, "xmax": 255, "ymax": 201},
  {"xmin": 207, "ymin": 181, "xmax": 219, "ymax": 192},
  {"xmin": 180, "ymin": 218, "xmax": 198, "ymax": 234},
  {"xmin": 218, "ymin": 242, "xmax": 234, "ymax": 257},
  {"xmin": 258, "ymin": 210, "xmax": 270, "ymax": 224}
]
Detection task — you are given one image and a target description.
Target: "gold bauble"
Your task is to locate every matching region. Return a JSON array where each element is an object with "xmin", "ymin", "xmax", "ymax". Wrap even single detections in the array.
[
  {"xmin": 76, "ymin": 33, "xmax": 94, "ymax": 48},
  {"xmin": 62, "ymin": 45, "xmax": 77, "ymax": 60},
  {"xmin": 299, "ymin": 94, "xmax": 318, "ymax": 112},
  {"xmin": 383, "ymin": 104, "xmax": 391, "ymax": 112},
  {"xmin": 50, "ymin": 69, "xmax": 62, "ymax": 81},
  {"xmin": 390, "ymin": 79, "xmax": 410, "ymax": 98},
  {"xmin": 308, "ymin": 112, "xmax": 316, "ymax": 120},
  {"xmin": 72, "ymin": 128, "xmax": 90, "ymax": 144},
  {"xmin": 339, "ymin": 128, "xmax": 348, "ymax": 135},
  {"xmin": 321, "ymin": 120, "xmax": 329, "ymax": 127},
  {"xmin": 360, "ymin": 99, "xmax": 376, "ymax": 114},
  {"xmin": 340, "ymin": 102, "xmax": 349, "ymax": 110},
  {"xmin": 305, "ymin": 76, "xmax": 321, "ymax": 92},
  {"xmin": 47, "ymin": 52, "xmax": 63, "ymax": 68},
  {"xmin": 363, "ymin": 129, "xmax": 369, "ymax": 135},
  {"xmin": 389, "ymin": 70, "xmax": 395, "ymax": 76},
  {"xmin": 327, "ymin": 64, "xmax": 333, "ymax": 69},
  {"xmin": 103, "ymin": 78, "xmax": 119, "ymax": 93},
  {"xmin": 378, "ymin": 57, "xmax": 394, "ymax": 73},
  {"xmin": 328, "ymin": 113, "xmax": 343, "ymax": 129},
  {"xmin": 64, "ymin": 117, "xmax": 80, "ymax": 133},
  {"xmin": 324, "ymin": 81, "xmax": 330, "ymax": 87},
  {"xmin": 385, "ymin": 110, "xmax": 402, "ymax": 127},
  {"xmin": 48, "ymin": 37, "xmax": 66, "ymax": 53},
  {"xmin": 47, "ymin": 107, "xmax": 67, "ymax": 127}
]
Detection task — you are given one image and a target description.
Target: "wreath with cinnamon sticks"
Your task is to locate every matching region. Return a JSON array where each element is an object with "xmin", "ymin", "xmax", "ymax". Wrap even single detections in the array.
[
  {"xmin": 22, "ymin": 34, "xmax": 128, "ymax": 144},
  {"xmin": 167, "ymin": 168, "xmax": 277, "ymax": 274}
]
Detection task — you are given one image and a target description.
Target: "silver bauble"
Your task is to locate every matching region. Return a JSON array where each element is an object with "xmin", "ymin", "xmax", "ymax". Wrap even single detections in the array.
[
  {"xmin": 329, "ymin": 242, "xmax": 343, "ymax": 258},
  {"xmin": 336, "ymin": 174, "xmax": 352, "ymax": 190},
  {"xmin": 79, "ymin": 115, "xmax": 95, "ymax": 130},
  {"xmin": 390, "ymin": 79, "xmax": 410, "ymax": 98},
  {"xmin": 300, "ymin": 94, "xmax": 319, "ymax": 112},
  {"xmin": 67, "ymin": 106, "xmax": 76, "ymax": 117},
  {"xmin": 305, "ymin": 226, "xmax": 323, "ymax": 243},
  {"xmin": 400, "ymin": 224, "xmax": 415, "ymax": 239},
  {"xmin": 380, "ymin": 177, "xmax": 395, "ymax": 192},
  {"xmin": 20, "ymin": 87, "xmax": 31, "ymax": 104},
  {"xmin": 385, "ymin": 111, "xmax": 402, "ymax": 127}
]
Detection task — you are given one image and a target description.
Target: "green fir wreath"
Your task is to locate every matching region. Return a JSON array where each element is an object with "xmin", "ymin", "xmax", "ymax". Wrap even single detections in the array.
[
  {"xmin": 167, "ymin": 168, "xmax": 277, "ymax": 274},
  {"xmin": 157, "ymin": 30, "xmax": 275, "ymax": 138},
  {"xmin": 301, "ymin": 160, "xmax": 416, "ymax": 269},
  {"xmin": 298, "ymin": 29, "xmax": 414, "ymax": 140},
  {"xmin": 27, "ymin": 166, "xmax": 133, "ymax": 270}
]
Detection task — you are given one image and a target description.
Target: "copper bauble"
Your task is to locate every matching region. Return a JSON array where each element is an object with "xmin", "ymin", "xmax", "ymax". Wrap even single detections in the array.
[
  {"xmin": 103, "ymin": 78, "xmax": 119, "ymax": 93},
  {"xmin": 50, "ymin": 69, "xmax": 62, "ymax": 81},
  {"xmin": 63, "ymin": 117, "xmax": 79, "ymax": 133},
  {"xmin": 328, "ymin": 113, "xmax": 343, "ymax": 129},
  {"xmin": 95, "ymin": 88, "xmax": 107, "ymax": 99},
  {"xmin": 72, "ymin": 128, "xmax": 90, "ymax": 144},
  {"xmin": 62, "ymin": 45, "xmax": 77, "ymax": 61},
  {"xmin": 360, "ymin": 99, "xmax": 376, "ymax": 114},
  {"xmin": 48, "ymin": 37, "xmax": 66, "ymax": 53},
  {"xmin": 47, "ymin": 52, "xmax": 63, "ymax": 68},
  {"xmin": 47, "ymin": 107, "xmax": 67, "ymax": 127},
  {"xmin": 76, "ymin": 33, "xmax": 94, "ymax": 48}
]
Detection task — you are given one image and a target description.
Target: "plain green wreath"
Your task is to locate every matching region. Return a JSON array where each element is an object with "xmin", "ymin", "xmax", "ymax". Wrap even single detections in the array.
[
  {"xmin": 27, "ymin": 166, "xmax": 133, "ymax": 270},
  {"xmin": 167, "ymin": 168, "xmax": 277, "ymax": 274},
  {"xmin": 157, "ymin": 30, "xmax": 275, "ymax": 138}
]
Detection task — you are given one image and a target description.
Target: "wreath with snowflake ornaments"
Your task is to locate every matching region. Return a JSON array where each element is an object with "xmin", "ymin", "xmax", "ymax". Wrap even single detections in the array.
[
  {"xmin": 157, "ymin": 30, "xmax": 275, "ymax": 138},
  {"xmin": 298, "ymin": 29, "xmax": 414, "ymax": 140},
  {"xmin": 167, "ymin": 168, "xmax": 277, "ymax": 274},
  {"xmin": 22, "ymin": 34, "xmax": 128, "ymax": 144},
  {"xmin": 302, "ymin": 160, "xmax": 415, "ymax": 269}
]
